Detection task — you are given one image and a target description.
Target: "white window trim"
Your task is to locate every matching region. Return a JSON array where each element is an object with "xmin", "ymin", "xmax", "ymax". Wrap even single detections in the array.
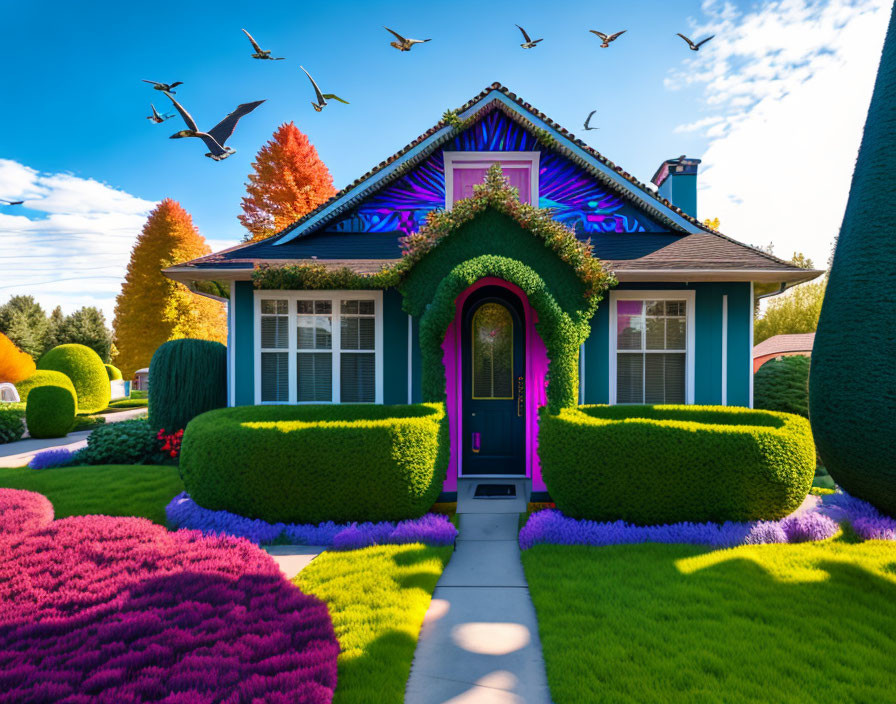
[
  {"xmin": 228, "ymin": 281, "xmax": 236, "ymax": 407},
  {"xmin": 443, "ymin": 151, "xmax": 540, "ymax": 209},
  {"xmin": 608, "ymin": 290, "xmax": 696, "ymax": 405},
  {"xmin": 254, "ymin": 290, "xmax": 383, "ymax": 405}
]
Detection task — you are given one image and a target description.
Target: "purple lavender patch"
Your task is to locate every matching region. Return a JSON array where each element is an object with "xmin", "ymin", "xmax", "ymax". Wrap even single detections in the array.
[
  {"xmin": 780, "ymin": 512, "xmax": 840, "ymax": 543},
  {"xmin": 27, "ymin": 448, "xmax": 74, "ymax": 470},
  {"xmin": 852, "ymin": 516, "xmax": 896, "ymax": 541},
  {"xmin": 166, "ymin": 493, "xmax": 458, "ymax": 549},
  {"xmin": 819, "ymin": 492, "xmax": 896, "ymax": 540}
]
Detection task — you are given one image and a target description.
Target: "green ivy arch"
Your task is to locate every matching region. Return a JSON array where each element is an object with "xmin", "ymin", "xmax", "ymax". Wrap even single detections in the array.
[{"xmin": 416, "ymin": 255, "xmax": 593, "ymax": 413}]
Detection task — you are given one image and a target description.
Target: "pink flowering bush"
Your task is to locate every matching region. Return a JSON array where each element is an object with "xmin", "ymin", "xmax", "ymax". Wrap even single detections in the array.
[
  {"xmin": 0, "ymin": 515, "xmax": 339, "ymax": 703},
  {"xmin": 0, "ymin": 489, "xmax": 53, "ymax": 538}
]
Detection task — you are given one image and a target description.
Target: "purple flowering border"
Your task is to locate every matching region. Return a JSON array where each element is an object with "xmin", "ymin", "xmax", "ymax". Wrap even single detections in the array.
[
  {"xmin": 519, "ymin": 491, "xmax": 896, "ymax": 550},
  {"xmin": 166, "ymin": 492, "xmax": 457, "ymax": 550}
]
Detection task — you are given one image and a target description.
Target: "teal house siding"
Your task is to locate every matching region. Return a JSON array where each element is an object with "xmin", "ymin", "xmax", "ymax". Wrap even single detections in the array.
[
  {"xmin": 233, "ymin": 281, "xmax": 255, "ymax": 406},
  {"xmin": 382, "ymin": 289, "xmax": 409, "ymax": 404},
  {"xmin": 581, "ymin": 282, "xmax": 752, "ymax": 407},
  {"xmin": 411, "ymin": 316, "xmax": 423, "ymax": 403}
]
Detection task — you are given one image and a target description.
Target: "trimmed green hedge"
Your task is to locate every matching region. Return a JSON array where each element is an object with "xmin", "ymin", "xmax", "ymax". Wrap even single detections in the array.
[
  {"xmin": 26, "ymin": 384, "xmax": 76, "ymax": 439},
  {"xmin": 37, "ymin": 344, "xmax": 110, "ymax": 414},
  {"xmin": 15, "ymin": 370, "xmax": 75, "ymax": 405},
  {"xmin": 754, "ymin": 356, "xmax": 810, "ymax": 417},
  {"xmin": 79, "ymin": 419, "xmax": 161, "ymax": 465},
  {"xmin": 180, "ymin": 403, "xmax": 449, "ymax": 523},
  {"xmin": 539, "ymin": 405, "xmax": 816, "ymax": 525},
  {"xmin": 104, "ymin": 363, "xmax": 123, "ymax": 380},
  {"xmin": 0, "ymin": 403, "xmax": 26, "ymax": 444},
  {"xmin": 148, "ymin": 339, "xmax": 226, "ymax": 432}
]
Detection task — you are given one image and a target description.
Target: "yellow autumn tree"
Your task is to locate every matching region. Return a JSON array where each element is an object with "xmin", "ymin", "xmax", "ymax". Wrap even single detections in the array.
[
  {"xmin": 112, "ymin": 199, "xmax": 226, "ymax": 378},
  {"xmin": 239, "ymin": 122, "xmax": 336, "ymax": 242},
  {"xmin": 0, "ymin": 332, "xmax": 36, "ymax": 383}
]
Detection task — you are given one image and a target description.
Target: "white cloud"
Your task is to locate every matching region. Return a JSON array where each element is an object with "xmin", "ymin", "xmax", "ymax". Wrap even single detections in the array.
[
  {"xmin": 669, "ymin": 0, "xmax": 890, "ymax": 267},
  {"xmin": 0, "ymin": 159, "xmax": 157, "ymax": 321}
]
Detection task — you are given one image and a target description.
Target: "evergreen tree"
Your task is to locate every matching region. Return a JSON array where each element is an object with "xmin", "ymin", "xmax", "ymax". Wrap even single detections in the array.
[
  {"xmin": 112, "ymin": 199, "xmax": 226, "ymax": 378},
  {"xmin": 0, "ymin": 296, "xmax": 48, "ymax": 358},
  {"xmin": 238, "ymin": 122, "xmax": 335, "ymax": 242},
  {"xmin": 44, "ymin": 306, "xmax": 65, "ymax": 351},
  {"xmin": 56, "ymin": 307, "xmax": 114, "ymax": 362},
  {"xmin": 810, "ymin": 4, "xmax": 896, "ymax": 516}
]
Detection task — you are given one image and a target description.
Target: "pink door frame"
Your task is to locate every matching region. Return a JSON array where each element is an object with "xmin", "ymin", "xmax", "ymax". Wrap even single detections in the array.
[{"xmin": 440, "ymin": 277, "xmax": 549, "ymax": 493}]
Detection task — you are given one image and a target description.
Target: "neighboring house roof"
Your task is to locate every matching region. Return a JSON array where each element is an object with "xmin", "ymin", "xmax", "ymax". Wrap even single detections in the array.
[
  {"xmin": 165, "ymin": 82, "xmax": 823, "ymax": 287},
  {"xmin": 752, "ymin": 333, "xmax": 816, "ymax": 359}
]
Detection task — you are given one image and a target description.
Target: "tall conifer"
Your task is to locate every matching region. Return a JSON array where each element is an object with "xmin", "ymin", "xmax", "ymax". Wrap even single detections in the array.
[{"xmin": 113, "ymin": 199, "xmax": 226, "ymax": 378}]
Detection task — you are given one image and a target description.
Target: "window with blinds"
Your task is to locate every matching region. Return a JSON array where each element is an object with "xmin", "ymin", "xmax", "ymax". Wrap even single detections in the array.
[
  {"xmin": 616, "ymin": 299, "xmax": 687, "ymax": 404},
  {"xmin": 258, "ymin": 294, "xmax": 379, "ymax": 404}
]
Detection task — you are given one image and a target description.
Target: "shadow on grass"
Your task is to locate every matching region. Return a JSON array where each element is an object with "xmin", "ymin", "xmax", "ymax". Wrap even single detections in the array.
[{"xmin": 524, "ymin": 541, "xmax": 896, "ymax": 704}]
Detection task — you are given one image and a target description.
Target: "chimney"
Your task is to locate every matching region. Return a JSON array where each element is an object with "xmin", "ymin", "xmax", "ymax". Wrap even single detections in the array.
[{"xmin": 651, "ymin": 155, "xmax": 701, "ymax": 219}]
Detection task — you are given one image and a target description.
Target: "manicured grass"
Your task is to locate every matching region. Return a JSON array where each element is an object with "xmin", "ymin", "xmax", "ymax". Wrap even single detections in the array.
[
  {"xmin": 0, "ymin": 464, "xmax": 183, "ymax": 525},
  {"xmin": 107, "ymin": 398, "xmax": 149, "ymax": 409},
  {"xmin": 523, "ymin": 540, "xmax": 896, "ymax": 703},
  {"xmin": 296, "ymin": 543, "xmax": 452, "ymax": 704}
]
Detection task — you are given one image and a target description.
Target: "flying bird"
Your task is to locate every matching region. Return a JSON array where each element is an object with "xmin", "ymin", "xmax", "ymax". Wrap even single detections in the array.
[
  {"xmin": 142, "ymin": 79, "xmax": 183, "ymax": 93},
  {"xmin": 583, "ymin": 110, "xmax": 598, "ymax": 131},
  {"xmin": 300, "ymin": 66, "xmax": 349, "ymax": 112},
  {"xmin": 676, "ymin": 33, "xmax": 714, "ymax": 51},
  {"xmin": 242, "ymin": 28, "xmax": 284, "ymax": 60},
  {"xmin": 163, "ymin": 91, "xmax": 265, "ymax": 161},
  {"xmin": 589, "ymin": 30, "xmax": 626, "ymax": 48},
  {"xmin": 0, "ymin": 199, "xmax": 24, "ymax": 205},
  {"xmin": 384, "ymin": 26, "xmax": 431, "ymax": 52},
  {"xmin": 515, "ymin": 25, "xmax": 542, "ymax": 49},
  {"xmin": 146, "ymin": 103, "xmax": 173, "ymax": 123}
]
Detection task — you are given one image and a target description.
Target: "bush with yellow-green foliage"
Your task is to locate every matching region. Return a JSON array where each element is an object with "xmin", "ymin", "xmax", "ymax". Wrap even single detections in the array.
[
  {"xmin": 104, "ymin": 364, "xmax": 123, "ymax": 381},
  {"xmin": 15, "ymin": 370, "xmax": 76, "ymax": 405},
  {"xmin": 539, "ymin": 405, "xmax": 816, "ymax": 525},
  {"xmin": 26, "ymin": 384, "xmax": 76, "ymax": 438},
  {"xmin": 179, "ymin": 403, "xmax": 448, "ymax": 524},
  {"xmin": 37, "ymin": 344, "xmax": 110, "ymax": 414}
]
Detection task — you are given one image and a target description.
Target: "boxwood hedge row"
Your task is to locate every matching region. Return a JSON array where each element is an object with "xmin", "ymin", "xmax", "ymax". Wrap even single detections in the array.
[
  {"xmin": 179, "ymin": 403, "xmax": 448, "ymax": 524},
  {"xmin": 539, "ymin": 404, "xmax": 816, "ymax": 525}
]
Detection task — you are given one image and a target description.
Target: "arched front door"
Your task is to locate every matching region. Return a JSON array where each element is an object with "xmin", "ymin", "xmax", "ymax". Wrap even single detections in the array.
[{"xmin": 461, "ymin": 286, "xmax": 525, "ymax": 475}]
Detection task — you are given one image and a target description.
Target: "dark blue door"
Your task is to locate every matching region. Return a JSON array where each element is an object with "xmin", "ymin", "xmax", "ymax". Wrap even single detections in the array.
[{"xmin": 462, "ymin": 286, "xmax": 525, "ymax": 475}]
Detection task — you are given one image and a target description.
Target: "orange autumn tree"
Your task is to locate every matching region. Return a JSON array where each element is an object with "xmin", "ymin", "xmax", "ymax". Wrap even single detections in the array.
[
  {"xmin": 0, "ymin": 332, "xmax": 36, "ymax": 383},
  {"xmin": 239, "ymin": 122, "xmax": 336, "ymax": 242},
  {"xmin": 113, "ymin": 199, "xmax": 226, "ymax": 379}
]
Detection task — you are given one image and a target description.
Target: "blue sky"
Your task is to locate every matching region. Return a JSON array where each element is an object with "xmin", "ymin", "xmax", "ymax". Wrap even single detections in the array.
[{"xmin": 0, "ymin": 0, "xmax": 889, "ymax": 318}]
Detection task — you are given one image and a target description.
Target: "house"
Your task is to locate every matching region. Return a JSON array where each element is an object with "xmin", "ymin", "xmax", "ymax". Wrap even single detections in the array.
[
  {"xmin": 753, "ymin": 332, "xmax": 815, "ymax": 372},
  {"xmin": 132, "ymin": 368, "xmax": 149, "ymax": 391},
  {"xmin": 164, "ymin": 83, "xmax": 822, "ymax": 501}
]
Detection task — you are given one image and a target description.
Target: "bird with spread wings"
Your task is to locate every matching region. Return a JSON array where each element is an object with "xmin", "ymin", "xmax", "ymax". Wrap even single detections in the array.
[
  {"xmin": 589, "ymin": 30, "xmax": 626, "ymax": 48},
  {"xmin": 242, "ymin": 29, "xmax": 284, "ymax": 60},
  {"xmin": 163, "ymin": 92, "xmax": 265, "ymax": 161},
  {"xmin": 142, "ymin": 79, "xmax": 183, "ymax": 93},
  {"xmin": 515, "ymin": 25, "xmax": 542, "ymax": 49},
  {"xmin": 300, "ymin": 66, "xmax": 349, "ymax": 112},
  {"xmin": 676, "ymin": 33, "xmax": 714, "ymax": 51},
  {"xmin": 384, "ymin": 26, "xmax": 431, "ymax": 52}
]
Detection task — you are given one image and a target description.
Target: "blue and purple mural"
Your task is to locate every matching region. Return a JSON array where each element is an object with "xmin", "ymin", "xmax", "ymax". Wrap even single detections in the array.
[{"xmin": 327, "ymin": 110, "xmax": 662, "ymax": 236}]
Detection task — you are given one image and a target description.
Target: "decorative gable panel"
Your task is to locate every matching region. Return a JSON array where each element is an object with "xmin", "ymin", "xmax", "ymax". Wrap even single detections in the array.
[{"xmin": 326, "ymin": 111, "xmax": 664, "ymax": 237}]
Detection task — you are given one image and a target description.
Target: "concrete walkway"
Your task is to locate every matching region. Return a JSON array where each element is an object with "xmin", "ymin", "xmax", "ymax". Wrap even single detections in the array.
[
  {"xmin": 405, "ymin": 512, "xmax": 552, "ymax": 704},
  {"xmin": 0, "ymin": 407, "xmax": 148, "ymax": 468},
  {"xmin": 263, "ymin": 545, "xmax": 325, "ymax": 580}
]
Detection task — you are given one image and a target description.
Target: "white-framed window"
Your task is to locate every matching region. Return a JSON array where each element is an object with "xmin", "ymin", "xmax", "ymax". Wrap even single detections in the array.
[
  {"xmin": 608, "ymin": 290, "xmax": 695, "ymax": 405},
  {"xmin": 443, "ymin": 151, "xmax": 540, "ymax": 208},
  {"xmin": 255, "ymin": 290, "xmax": 383, "ymax": 404}
]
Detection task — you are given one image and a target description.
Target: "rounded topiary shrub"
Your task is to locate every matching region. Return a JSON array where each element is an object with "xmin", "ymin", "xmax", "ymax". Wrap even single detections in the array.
[
  {"xmin": 104, "ymin": 363, "xmax": 123, "ymax": 380},
  {"xmin": 754, "ymin": 356, "xmax": 810, "ymax": 418},
  {"xmin": 15, "ymin": 370, "xmax": 75, "ymax": 405},
  {"xmin": 37, "ymin": 344, "xmax": 110, "ymax": 414},
  {"xmin": 79, "ymin": 419, "xmax": 160, "ymax": 465},
  {"xmin": 25, "ymin": 384, "xmax": 76, "ymax": 439},
  {"xmin": 148, "ymin": 339, "xmax": 226, "ymax": 432},
  {"xmin": 179, "ymin": 403, "xmax": 448, "ymax": 523},
  {"xmin": 539, "ymin": 405, "xmax": 816, "ymax": 525}
]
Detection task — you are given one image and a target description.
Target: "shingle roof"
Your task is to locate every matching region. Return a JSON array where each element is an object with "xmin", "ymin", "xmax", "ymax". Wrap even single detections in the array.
[{"xmin": 753, "ymin": 333, "xmax": 816, "ymax": 358}]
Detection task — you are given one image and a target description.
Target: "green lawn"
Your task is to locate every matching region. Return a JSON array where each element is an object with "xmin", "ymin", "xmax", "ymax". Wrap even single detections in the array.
[
  {"xmin": 523, "ymin": 539, "xmax": 896, "ymax": 703},
  {"xmin": 0, "ymin": 464, "xmax": 183, "ymax": 525},
  {"xmin": 296, "ymin": 543, "xmax": 452, "ymax": 704},
  {"xmin": 106, "ymin": 398, "xmax": 149, "ymax": 409}
]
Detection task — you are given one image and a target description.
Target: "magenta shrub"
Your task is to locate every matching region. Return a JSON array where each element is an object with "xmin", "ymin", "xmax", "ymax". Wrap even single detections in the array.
[
  {"xmin": 0, "ymin": 489, "xmax": 53, "ymax": 539},
  {"xmin": 0, "ymin": 515, "xmax": 339, "ymax": 703}
]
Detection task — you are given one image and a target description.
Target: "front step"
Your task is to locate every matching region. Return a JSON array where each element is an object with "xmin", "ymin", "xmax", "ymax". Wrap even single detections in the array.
[{"xmin": 456, "ymin": 478, "xmax": 529, "ymax": 514}]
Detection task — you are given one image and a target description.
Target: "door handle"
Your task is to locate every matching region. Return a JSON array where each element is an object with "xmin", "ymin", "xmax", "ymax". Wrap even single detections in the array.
[{"xmin": 517, "ymin": 376, "xmax": 525, "ymax": 417}]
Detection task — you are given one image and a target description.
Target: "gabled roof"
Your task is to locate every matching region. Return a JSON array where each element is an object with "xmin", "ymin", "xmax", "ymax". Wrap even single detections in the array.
[
  {"xmin": 165, "ymin": 82, "xmax": 823, "ymax": 288},
  {"xmin": 753, "ymin": 333, "xmax": 816, "ymax": 358},
  {"xmin": 273, "ymin": 82, "xmax": 710, "ymax": 244}
]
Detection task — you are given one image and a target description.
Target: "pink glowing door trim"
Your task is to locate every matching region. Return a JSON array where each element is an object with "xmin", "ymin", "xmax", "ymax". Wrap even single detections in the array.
[
  {"xmin": 450, "ymin": 163, "xmax": 533, "ymax": 205},
  {"xmin": 440, "ymin": 278, "xmax": 549, "ymax": 493}
]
